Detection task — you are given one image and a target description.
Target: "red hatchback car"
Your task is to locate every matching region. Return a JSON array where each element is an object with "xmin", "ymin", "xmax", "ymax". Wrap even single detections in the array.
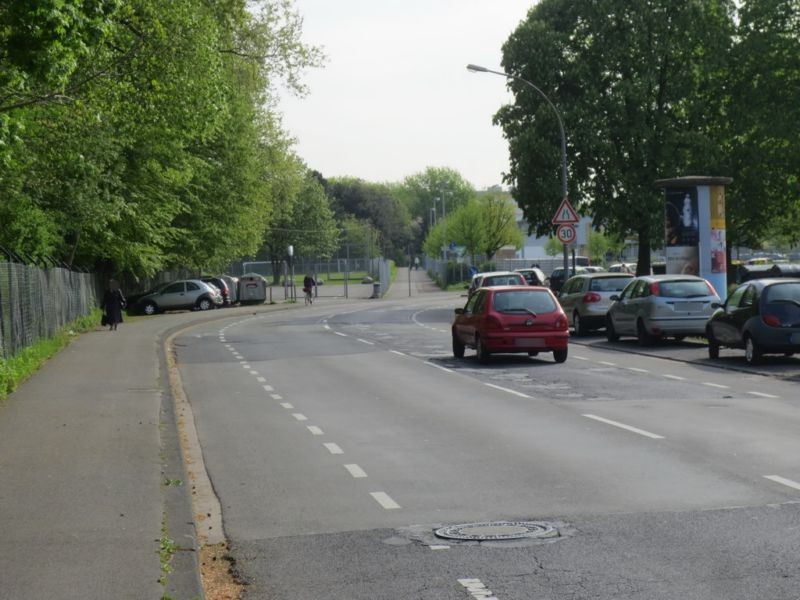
[{"xmin": 452, "ymin": 285, "xmax": 570, "ymax": 363}]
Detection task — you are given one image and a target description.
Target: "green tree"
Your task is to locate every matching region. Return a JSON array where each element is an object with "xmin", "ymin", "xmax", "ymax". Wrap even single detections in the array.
[
  {"xmin": 496, "ymin": 0, "xmax": 735, "ymax": 275},
  {"xmin": 446, "ymin": 199, "xmax": 485, "ymax": 263},
  {"xmin": 480, "ymin": 193, "xmax": 523, "ymax": 259},
  {"xmin": 544, "ymin": 236, "xmax": 562, "ymax": 258},
  {"xmin": 717, "ymin": 0, "xmax": 800, "ymax": 249}
]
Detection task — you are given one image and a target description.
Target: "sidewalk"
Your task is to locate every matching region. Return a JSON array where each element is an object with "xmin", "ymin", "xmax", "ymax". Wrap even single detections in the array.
[{"xmin": 0, "ymin": 271, "xmax": 439, "ymax": 600}]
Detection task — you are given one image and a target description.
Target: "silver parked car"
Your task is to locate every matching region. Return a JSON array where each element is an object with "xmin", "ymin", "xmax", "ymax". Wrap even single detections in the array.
[
  {"xmin": 558, "ymin": 272, "xmax": 634, "ymax": 336},
  {"xmin": 136, "ymin": 279, "xmax": 223, "ymax": 315},
  {"xmin": 606, "ymin": 274, "xmax": 720, "ymax": 344},
  {"xmin": 467, "ymin": 271, "xmax": 527, "ymax": 297}
]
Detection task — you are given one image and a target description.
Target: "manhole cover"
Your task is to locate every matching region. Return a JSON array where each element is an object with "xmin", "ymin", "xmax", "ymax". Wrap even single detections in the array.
[{"xmin": 434, "ymin": 521, "xmax": 558, "ymax": 541}]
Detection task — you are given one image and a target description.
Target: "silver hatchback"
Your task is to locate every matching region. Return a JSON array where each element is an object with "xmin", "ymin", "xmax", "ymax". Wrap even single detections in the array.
[
  {"xmin": 606, "ymin": 274, "xmax": 720, "ymax": 344},
  {"xmin": 558, "ymin": 272, "xmax": 634, "ymax": 335},
  {"xmin": 136, "ymin": 279, "xmax": 223, "ymax": 315}
]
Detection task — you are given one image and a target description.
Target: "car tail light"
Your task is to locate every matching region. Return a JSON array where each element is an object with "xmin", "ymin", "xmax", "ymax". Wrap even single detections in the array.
[
  {"xmin": 648, "ymin": 282, "xmax": 660, "ymax": 296},
  {"xmin": 582, "ymin": 292, "xmax": 602, "ymax": 303},
  {"xmin": 486, "ymin": 315, "xmax": 504, "ymax": 331},
  {"xmin": 555, "ymin": 314, "xmax": 569, "ymax": 331},
  {"xmin": 705, "ymin": 281, "xmax": 718, "ymax": 296},
  {"xmin": 762, "ymin": 314, "xmax": 782, "ymax": 327}
]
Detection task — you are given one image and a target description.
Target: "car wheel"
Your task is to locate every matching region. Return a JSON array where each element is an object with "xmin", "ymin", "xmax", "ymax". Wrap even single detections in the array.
[
  {"xmin": 452, "ymin": 332, "xmax": 465, "ymax": 359},
  {"xmin": 476, "ymin": 336, "xmax": 491, "ymax": 364},
  {"xmin": 142, "ymin": 301, "xmax": 158, "ymax": 316},
  {"xmin": 707, "ymin": 333, "xmax": 720, "ymax": 359},
  {"xmin": 573, "ymin": 312, "xmax": 587, "ymax": 337},
  {"xmin": 197, "ymin": 297, "xmax": 213, "ymax": 311},
  {"xmin": 744, "ymin": 335, "xmax": 762, "ymax": 365},
  {"xmin": 606, "ymin": 316, "xmax": 619, "ymax": 342},
  {"xmin": 553, "ymin": 348, "xmax": 568, "ymax": 363},
  {"xmin": 637, "ymin": 319, "xmax": 656, "ymax": 346}
]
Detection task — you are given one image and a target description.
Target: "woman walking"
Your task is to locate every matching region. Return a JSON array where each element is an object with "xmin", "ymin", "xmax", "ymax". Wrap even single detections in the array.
[{"xmin": 101, "ymin": 280, "xmax": 126, "ymax": 331}]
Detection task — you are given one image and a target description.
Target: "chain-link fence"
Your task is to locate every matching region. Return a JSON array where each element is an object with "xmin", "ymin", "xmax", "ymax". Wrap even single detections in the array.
[{"xmin": 0, "ymin": 262, "xmax": 98, "ymax": 359}]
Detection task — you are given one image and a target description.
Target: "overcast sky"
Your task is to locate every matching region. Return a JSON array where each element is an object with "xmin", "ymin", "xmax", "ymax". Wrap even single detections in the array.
[{"xmin": 278, "ymin": 1, "xmax": 536, "ymax": 190}]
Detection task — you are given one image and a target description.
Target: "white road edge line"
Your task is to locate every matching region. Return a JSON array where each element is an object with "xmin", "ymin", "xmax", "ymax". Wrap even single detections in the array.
[
  {"xmin": 764, "ymin": 475, "xmax": 800, "ymax": 491},
  {"xmin": 357, "ymin": 338, "xmax": 375, "ymax": 345},
  {"xmin": 583, "ymin": 414, "xmax": 665, "ymax": 439},
  {"xmin": 663, "ymin": 374, "xmax": 685, "ymax": 381},
  {"xmin": 334, "ymin": 332, "xmax": 348, "ymax": 337},
  {"xmin": 389, "ymin": 350, "xmax": 406, "ymax": 356},
  {"xmin": 627, "ymin": 367, "xmax": 649, "ymax": 373},
  {"xmin": 344, "ymin": 464, "xmax": 367, "ymax": 478},
  {"xmin": 324, "ymin": 443, "xmax": 344, "ymax": 455},
  {"xmin": 370, "ymin": 492, "xmax": 401, "ymax": 510},
  {"xmin": 573, "ymin": 356, "xmax": 589, "ymax": 361},
  {"xmin": 484, "ymin": 383, "xmax": 531, "ymax": 399},
  {"xmin": 749, "ymin": 391, "xmax": 779, "ymax": 399},
  {"xmin": 598, "ymin": 361, "xmax": 616, "ymax": 367}
]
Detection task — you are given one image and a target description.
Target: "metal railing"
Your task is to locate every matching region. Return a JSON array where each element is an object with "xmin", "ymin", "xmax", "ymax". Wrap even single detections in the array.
[{"xmin": 0, "ymin": 262, "xmax": 97, "ymax": 359}]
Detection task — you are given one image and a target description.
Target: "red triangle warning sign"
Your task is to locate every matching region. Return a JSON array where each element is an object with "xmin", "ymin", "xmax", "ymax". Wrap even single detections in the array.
[{"xmin": 551, "ymin": 197, "xmax": 580, "ymax": 224}]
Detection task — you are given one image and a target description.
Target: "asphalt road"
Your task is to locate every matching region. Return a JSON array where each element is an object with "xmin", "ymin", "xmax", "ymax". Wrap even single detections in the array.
[{"xmin": 175, "ymin": 295, "xmax": 800, "ymax": 599}]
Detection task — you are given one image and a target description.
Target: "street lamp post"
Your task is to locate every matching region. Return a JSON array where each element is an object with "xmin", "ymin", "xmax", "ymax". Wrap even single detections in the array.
[
  {"xmin": 436, "ymin": 195, "xmax": 447, "ymax": 262},
  {"xmin": 466, "ymin": 63, "xmax": 570, "ymax": 273}
]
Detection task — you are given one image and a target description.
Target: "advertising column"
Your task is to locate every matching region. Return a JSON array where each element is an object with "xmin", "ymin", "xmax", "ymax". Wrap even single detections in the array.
[{"xmin": 657, "ymin": 176, "xmax": 732, "ymax": 300}]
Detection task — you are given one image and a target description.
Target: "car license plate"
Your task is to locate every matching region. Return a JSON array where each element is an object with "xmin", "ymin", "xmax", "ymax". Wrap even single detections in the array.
[
  {"xmin": 674, "ymin": 302, "xmax": 702, "ymax": 312},
  {"xmin": 515, "ymin": 338, "xmax": 545, "ymax": 348}
]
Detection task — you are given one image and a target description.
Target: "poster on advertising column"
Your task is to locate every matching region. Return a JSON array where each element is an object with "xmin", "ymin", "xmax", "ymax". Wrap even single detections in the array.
[
  {"xmin": 665, "ymin": 187, "xmax": 699, "ymax": 275},
  {"xmin": 709, "ymin": 186, "xmax": 726, "ymax": 274}
]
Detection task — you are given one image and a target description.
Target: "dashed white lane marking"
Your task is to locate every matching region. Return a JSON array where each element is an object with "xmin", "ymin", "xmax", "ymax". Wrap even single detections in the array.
[
  {"xmin": 271, "ymin": 394, "xmax": 283, "ymax": 400},
  {"xmin": 458, "ymin": 578, "xmax": 498, "ymax": 599},
  {"xmin": 425, "ymin": 362, "xmax": 454, "ymax": 373},
  {"xmin": 749, "ymin": 391, "xmax": 779, "ymax": 399},
  {"xmin": 484, "ymin": 383, "xmax": 531, "ymax": 399},
  {"xmin": 390, "ymin": 350, "xmax": 406, "ymax": 356},
  {"xmin": 583, "ymin": 414, "xmax": 665, "ymax": 439},
  {"xmin": 307, "ymin": 426, "xmax": 324, "ymax": 436},
  {"xmin": 627, "ymin": 367, "xmax": 650, "ymax": 373},
  {"xmin": 598, "ymin": 361, "xmax": 616, "ymax": 366},
  {"xmin": 256, "ymin": 376, "xmax": 266, "ymax": 383},
  {"xmin": 280, "ymin": 402, "xmax": 293, "ymax": 409},
  {"xmin": 242, "ymin": 364, "xmax": 251, "ymax": 370},
  {"xmin": 574, "ymin": 356, "xmax": 589, "ymax": 361},
  {"xmin": 224, "ymin": 344, "xmax": 232, "ymax": 349},
  {"xmin": 663, "ymin": 374, "xmax": 686, "ymax": 381},
  {"xmin": 324, "ymin": 443, "xmax": 344, "ymax": 455},
  {"xmin": 370, "ymin": 492, "xmax": 401, "ymax": 510},
  {"xmin": 703, "ymin": 382, "xmax": 729, "ymax": 389},
  {"xmin": 324, "ymin": 324, "xmax": 331, "ymax": 330},
  {"xmin": 764, "ymin": 475, "xmax": 800, "ymax": 491},
  {"xmin": 249, "ymin": 370, "xmax": 259, "ymax": 375},
  {"xmin": 263, "ymin": 384, "xmax": 274, "ymax": 392},
  {"xmin": 344, "ymin": 464, "xmax": 367, "ymax": 478},
  {"xmin": 334, "ymin": 332, "xmax": 348, "ymax": 337},
  {"xmin": 292, "ymin": 413, "xmax": 308, "ymax": 421},
  {"xmin": 357, "ymin": 338, "xmax": 375, "ymax": 345},
  {"xmin": 429, "ymin": 545, "xmax": 450, "ymax": 551}
]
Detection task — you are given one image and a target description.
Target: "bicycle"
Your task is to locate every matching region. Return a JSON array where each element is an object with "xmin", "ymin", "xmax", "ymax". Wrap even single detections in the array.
[{"xmin": 303, "ymin": 287, "xmax": 313, "ymax": 305}]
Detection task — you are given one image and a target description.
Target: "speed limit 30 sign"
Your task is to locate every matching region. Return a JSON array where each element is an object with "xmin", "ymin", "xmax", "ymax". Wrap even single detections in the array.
[{"xmin": 556, "ymin": 224, "xmax": 576, "ymax": 244}]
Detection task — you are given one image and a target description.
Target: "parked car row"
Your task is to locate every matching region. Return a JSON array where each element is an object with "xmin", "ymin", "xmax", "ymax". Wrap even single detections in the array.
[
  {"xmin": 126, "ymin": 274, "xmax": 261, "ymax": 315},
  {"xmin": 455, "ymin": 267, "xmax": 800, "ymax": 367}
]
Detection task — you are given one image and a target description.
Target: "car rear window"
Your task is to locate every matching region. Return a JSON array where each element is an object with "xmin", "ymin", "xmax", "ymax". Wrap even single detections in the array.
[
  {"xmin": 483, "ymin": 275, "xmax": 525, "ymax": 286},
  {"xmin": 492, "ymin": 290, "xmax": 557, "ymax": 314},
  {"xmin": 658, "ymin": 280, "xmax": 713, "ymax": 298},
  {"xmin": 763, "ymin": 282, "xmax": 800, "ymax": 305},
  {"xmin": 590, "ymin": 276, "xmax": 632, "ymax": 292}
]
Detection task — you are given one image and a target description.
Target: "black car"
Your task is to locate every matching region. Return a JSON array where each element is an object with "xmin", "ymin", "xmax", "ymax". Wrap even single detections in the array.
[
  {"xmin": 706, "ymin": 278, "xmax": 800, "ymax": 364},
  {"xmin": 548, "ymin": 266, "xmax": 587, "ymax": 293},
  {"xmin": 201, "ymin": 277, "xmax": 232, "ymax": 306}
]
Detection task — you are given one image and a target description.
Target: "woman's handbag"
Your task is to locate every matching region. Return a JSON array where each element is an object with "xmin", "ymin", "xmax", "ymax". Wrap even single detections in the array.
[{"xmin": 101, "ymin": 313, "xmax": 109, "ymax": 326}]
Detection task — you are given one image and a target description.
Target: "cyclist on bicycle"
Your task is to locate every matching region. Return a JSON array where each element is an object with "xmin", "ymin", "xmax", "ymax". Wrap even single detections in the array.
[{"xmin": 303, "ymin": 273, "xmax": 315, "ymax": 304}]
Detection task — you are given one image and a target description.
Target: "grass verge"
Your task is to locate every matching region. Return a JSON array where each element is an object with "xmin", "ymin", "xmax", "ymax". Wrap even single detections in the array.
[{"xmin": 0, "ymin": 309, "xmax": 102, "ymax": 401}]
